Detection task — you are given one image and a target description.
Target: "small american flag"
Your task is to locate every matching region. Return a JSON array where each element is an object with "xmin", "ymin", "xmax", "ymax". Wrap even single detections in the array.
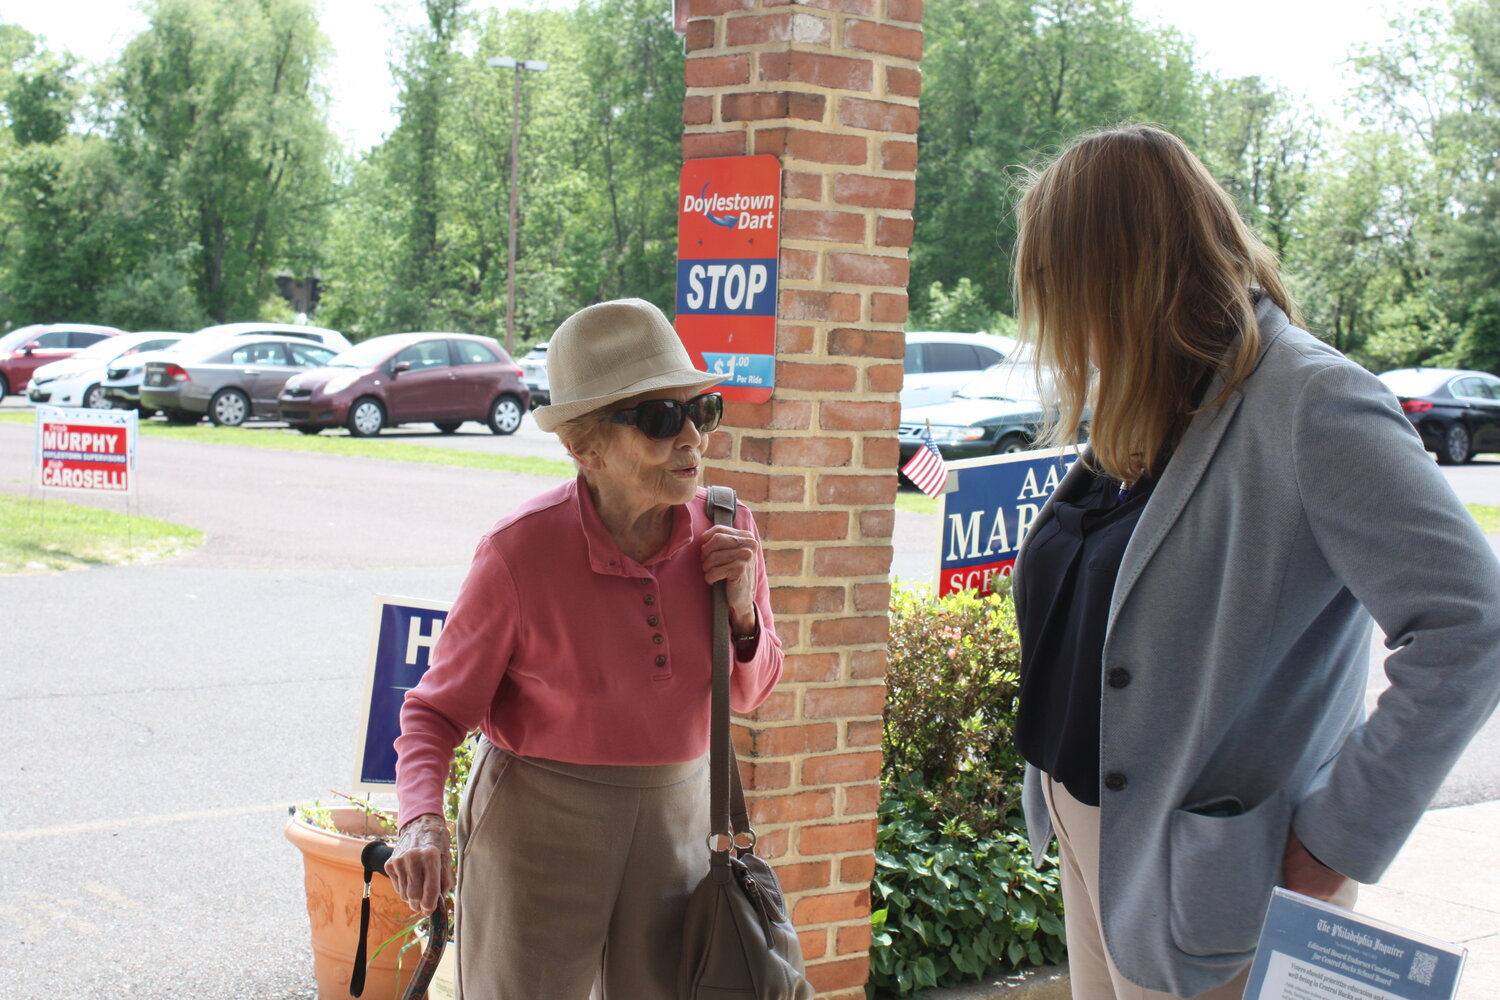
[{"xmin": 901, "ymin": 426, "xmax": 949, "ymax": 497}]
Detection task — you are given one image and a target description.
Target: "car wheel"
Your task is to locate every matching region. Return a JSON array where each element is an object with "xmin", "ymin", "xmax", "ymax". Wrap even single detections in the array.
[
  {"xmin": 487, "ymin": 394, "xmax": 523, "ymax": 435},
  {"xmin": 435, "ymin": 421, "xmax": 463, "ymax": 434},
  {"xmin": 347, "ymin": 397, "xmax": 386, "ymax": 437},
  {"xmin": 165, "ymin": 409, "xmax": 201, "ymax": 425},
  {"xmin": 290, "ymin": 423, "xmax": 322, "ymax": 436},
  {"xmin": 1437, "ymin": 421, "xmax": 1473, "ymax": 465},
  {"xmin": 995, "ymin": 432, "xmax": 1031, "ymax": 455},
  {"xmin": 84, "ymin": 384, "xmax": 111, "ymax": 409},
  {"xmin": 0, "ymin": 373, "xmax": 9, "ymax": 398},
  {"xmin": 209, "ymin": 388, "xmax": 251, "ymax": 427}
]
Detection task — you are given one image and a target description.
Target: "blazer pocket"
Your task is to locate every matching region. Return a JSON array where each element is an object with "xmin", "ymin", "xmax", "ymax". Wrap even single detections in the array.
[{"xmin": 1167, "ymin": 788, "xmax": 1290, "ymax": 957}]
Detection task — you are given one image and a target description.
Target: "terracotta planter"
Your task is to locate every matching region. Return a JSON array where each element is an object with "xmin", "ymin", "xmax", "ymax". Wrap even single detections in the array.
[{"xmin": 285, "ymin": 807, "xmax": 421, "ymax": 1000}]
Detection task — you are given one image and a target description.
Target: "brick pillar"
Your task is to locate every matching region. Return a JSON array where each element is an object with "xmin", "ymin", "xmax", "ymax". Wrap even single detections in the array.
[{"xmin": 683, "ymin": 3, "xmax": 921, "ymax": 997}]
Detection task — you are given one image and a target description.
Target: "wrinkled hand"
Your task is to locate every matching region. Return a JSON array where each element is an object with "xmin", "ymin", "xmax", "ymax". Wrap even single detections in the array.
[
  {"xmin": 385, "ymin": 813, "xmax": 453, "ymax": 914},
  {"xmin": 1282, "ymin": 830, "xmax": 1351, "ymax": 902},
  {"xmin": 701, "ymin": 524, "xmax": 759, "ymax": 634}
]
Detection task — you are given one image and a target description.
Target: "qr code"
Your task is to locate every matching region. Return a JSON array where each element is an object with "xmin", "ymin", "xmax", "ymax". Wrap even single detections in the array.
[{"xmin": 1409, "ymin": 950, "xmax": 1438, "ymax": 986}]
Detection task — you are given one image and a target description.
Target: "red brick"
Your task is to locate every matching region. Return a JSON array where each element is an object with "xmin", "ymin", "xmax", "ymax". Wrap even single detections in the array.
[
  {"xmin": 740, "ymin": 435, "xmax": 770, "ymax": 465},
  {"xmin": 763, "ymin": 510, "xmax": 850, "ymax": 541},
  {"xmin": 798, "ymin": 928, "xmax": 829, "ymax": 962},
  {"xmin": 746, "ymin": 689, "xmax": 799, "ymax": 723},
  {"xmin": 751, "ymin": 722, "xmax": 839, "ymax": 757},
  {"xmin": 687, "ymin": 0, "xmax": 753, "ymax": 14},
  {"xmin": 803, "ymin": 750, "xmax": 883, "ymax": 785},
  {"xmin": 816, "ymin": 474, "xmax": 897, "ymax": 505},
  {"xmin": 828, "ymin": 327, "xmax": 904, "ymax": 359},
  {"xmin": 788, "ymin": 93, "xmax": 827, "ymax": 122},
  {"xmin": 849, "ymin": 649, "xmax": 887, "ymax": 678},
  {"xmin": 881, "ymin": 139, "xmax": 918, "ymax": 171},
  {"xmin": 768, "ymin": 400, "xmax": 813, "ymax": 429},
  {"xmin": 777, "ymin": 360, "xmax": 857, "ymax": 392},
  {"xmin": 782, "ymin": 209, "xmax": 865, "ymax": 244},
  {"xmin": 793, "ymin": 889, "xmax": 869, "ymax": 925},
  {"xmin": 776, "ymin": 860, "xmax": 833, "ymax": 894},
  {"xmin": 705, "ymin": 432, "xmax": 733, "ymax": 460},
  {"xmin": 756, "ymin": 128, "xmax": 868, "ymax": 165},
  {"xmin": 757, "ymin": 827, "xmax": 789, "ymax": 859},
  {"xmin": 845, "ymin": 19, "xmax": 924, "ymax": 61},
  {"xmin": 723, "ymin": 399, "xmax": 772, "ymax": 429},
  {"xmin": 863, "ymin": 436, "xmax": 901, "ymax": 469},
  {"xmin": 801, "ymin": 819, "xmax": 877, "ymax": 856},
  {"xmin": 829, "ymin": 252, "xmax": 909, "ymax": 287},
  {"xmin": 854, "ymin": 581, "xmax": 892, "ymax": 612},
  {"xmin": 776, "ymin": 324, "xmax": 815, "ymax": 354},
  {"xmin": 839, "ymin": 95, "xmax": 919, "ymax": 133},
  {"xmin": 771, "ymin": 586, "xmax": 846, "ymax": 614},
  {"xmin": 807, "ymin": 958, "xmax": 871, "ymax": 995},
  {"xmin": 840, "ymin": 852, "xmax": 877, "ymax": 884},
  {"xmin": 780, "ymin": 248, "xmax": 819, "ymax": 281},
  {"xmin": 811, "ymin": 615, "xmax": 890, "ymax": 646},
  {"xmin": 837, "ymin": 922, "xmax": 874, "ymax": 954},
  {"xmin": 835, "ymin": 173, "xmax": 916, "ymax": 209},
  {"xmin": 813, "ymin": 545, "xmax": 891, "ymax": 576},
  {"xmin": 722, "ymin": 92, "xmax": 790, "ymax": 122},
  {"xmin": 766, "ymin": 0, "xmax": 874, "ymax": 12},
  {"xmin": 784, "ymin": 652, "xmax": 841, "ymax": 683},
  {"xmin": 844, "ymin": 780, "xmax": 881, "ymax": 815},
  {"xmin": 888, "ymin": 0, "xmax": 923, "ymax": 21},
  {"xmin": 875, "ymin": 215, "xmax": 914, "ymax": 247},
  {"xmin": 886, "ymin": 64, "xmax": 923, "ymax": 97},
  {"xmin": 822, "ymin": 400, "xmax": 899, "ymax": 431},
  {"xmin": 784, "ymin": 171, "xmax": 822, "ymax": 201},
  {"xmin": 744, "ymin": 758, "xmax": 792, "ymax": 790},
  {"xmin": 685, "ymin": 18, "xmax": 716, "ymax": 51},
  {"xmin": 770, "ymin": 435, "xmax": 854, "ymax": 467},
  {"xmin": 683, "ymin": 94, "xmax": 713, "ymax": 125},
  {"xmin": 752, "ymin": 789, "xmax": 835, "ymax": 824},
  {"xmin": 805, "ymin": 684, "xmax": 886, "ymax": 718},
  {"xmin": 725, "ymin": 11, "xmax": 831, "ymax": 46},
  {"xmin": 871, "ymin": 291, "xmax": 908, "ymax": 323},
  {"xmin": 764, "ymin": 547, "xmax": 804, "ymax": 576},
  {"xmin": 683, "ymin": 130, "xmax": 747, "ymax": 159},
  {"xmin": 780, "ymin": 289, "xmax": 861, "ymax": 322},
  {"xmin": 866, "ymin": 363, "xmax": 904, "ymax": 393},
  {"xmin": 769, "ymin": 473, "xmax": 807, "ymax": 502},
  {"xmin": 705, "ymin": 468, "xmax": 769, "ymax": 502},
  {"xmin": 759, "ymin": 51, "xmax": 874, "ymax": 92},
  {"xmin": 847, "ymin": 720, "xmax": 883, "ymax": 748},
  {"xmin": 686, "ymin": 54, "xmax": 751, "ymax": 88}
]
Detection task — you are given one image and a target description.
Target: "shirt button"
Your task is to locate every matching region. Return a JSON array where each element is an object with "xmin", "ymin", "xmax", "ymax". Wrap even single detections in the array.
[
  {"xmin": 655, "ymin": 654, "xmax": 666, "ymax": 667},
  {"xmin": 652, "ymin": 633, "xmax": 664, "ymax": 645},
  {"xmin": 1106, "ymin": 668, "xmax": 1132, "ymax": 689},
  {"xmin": 647, "ymin": 615, "xmax": 659, "ymax": 626},
  {"xmin": 1104, "ymin": 771, "xmax": 1128, "ymax": 792},
  {"xmin": 644, "ymin": 594, "xmax": 656, "ymax": 606}
]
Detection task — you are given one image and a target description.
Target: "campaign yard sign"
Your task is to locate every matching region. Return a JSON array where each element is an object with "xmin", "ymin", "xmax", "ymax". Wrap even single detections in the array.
[
  {"xmin": 676, "ymin": 155, "xmax": 780, "ymax": 403},
  {"xmin": 353, "ymin": 594, "xmax": 453, "ymax": 794},
  {"xmin": 34, "ymin": 405, "xmax": 137, "ymax": 494},
  {"xmin": 934, "ymin": 447, "xmax": 1077, "ymax": 598}
]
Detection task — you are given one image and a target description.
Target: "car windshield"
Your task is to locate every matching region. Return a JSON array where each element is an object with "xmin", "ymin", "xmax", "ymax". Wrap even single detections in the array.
[
  {"xmin": 1378, "ymin": 369, "xmax": 1451, "ymax": 397},
  {"xmin": 71, "ymin": 334, "xmax": 160, "ymax": 362},
  {"xmin": 954, "ymin": 363, "xmax": 1046, "ymax": 401},
  {"xmin": 325, "ymin": 338, "xmax": 398, "ymax": 368}
]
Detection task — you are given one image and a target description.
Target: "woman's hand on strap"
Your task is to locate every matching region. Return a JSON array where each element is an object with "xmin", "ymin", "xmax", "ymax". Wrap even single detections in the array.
[
  {"xmin": 700, "ymin": 523, "xmax": 760, "ymax": 635},
  {"xmin": 385, "ymin": 813, "xmax": 454, "ymax": 914},
  {"xmin": 1282, "ymin": 829, "xmax": 1351, "ymax": 901}
]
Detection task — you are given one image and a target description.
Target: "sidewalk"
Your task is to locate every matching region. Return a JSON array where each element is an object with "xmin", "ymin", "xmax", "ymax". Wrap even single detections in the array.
[{"xmin": 928, "ymin": 799, "xmax": 1500, "ymax": 1000}]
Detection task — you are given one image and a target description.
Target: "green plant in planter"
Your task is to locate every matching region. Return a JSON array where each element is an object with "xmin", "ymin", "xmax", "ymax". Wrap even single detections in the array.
[{"xmin": 869, "ymin": 584, "xmax": 1066, "ymax": 997}]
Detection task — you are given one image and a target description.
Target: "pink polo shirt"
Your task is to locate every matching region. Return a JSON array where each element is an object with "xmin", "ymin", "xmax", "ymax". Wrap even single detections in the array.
[{"xmin": 395, "ymin": 477, "xmax": 784, "ymax": 824}]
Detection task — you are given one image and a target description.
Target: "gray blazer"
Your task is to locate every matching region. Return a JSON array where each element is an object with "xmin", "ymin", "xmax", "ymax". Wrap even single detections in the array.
[{"xmin": 1015, "ymin": 298, "xmax": 1500, "ymax": 996}]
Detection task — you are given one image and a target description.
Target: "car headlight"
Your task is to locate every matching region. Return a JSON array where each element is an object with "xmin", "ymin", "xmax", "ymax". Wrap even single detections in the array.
[
  {"xmin": 928, "ymin": 425, "xmax": 986, "ymax": 443},
  {"xmin": 322, "ymin": 372, "xmax": 362, "ymax": 395}
]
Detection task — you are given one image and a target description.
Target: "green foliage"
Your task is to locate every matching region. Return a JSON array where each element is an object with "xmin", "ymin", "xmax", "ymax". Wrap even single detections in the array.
[
  {"xmin": 909, "ymin": 279, "xmax": 1017, "ymax": 338},
  {"xmin": 871, "ymin": 584, "xmax": 1064, "ymax": 996}
]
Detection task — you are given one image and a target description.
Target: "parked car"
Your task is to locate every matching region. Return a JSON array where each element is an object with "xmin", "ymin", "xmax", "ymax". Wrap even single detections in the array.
[
  {"xmin": 520, "ymin": 341, "xmax": 549, "ymax": 408},
  {"xmin": 902, "ymin": 330, "xmax": 1020, "ymax": 408},
  {"xmin": 277, "ymin": 332, "xmax": 530, "ymax": 437},
  {"xmin": 100, "ymin": 334, "xmax": 192, "ymax": 414},
  {"xmin": 26, "ymin": 332, "xmax": 185, "ymax": 409},
  {"xmin": 1378, "ymin": 367, "xmax": 1500, "ymax": 465},
  {"xmin": 185, "ymin": 321, "xmax": 352, "ymax": 352},
  {"xmin": 140, "ymin": 336, "xmax": 338, "ymax": 426},
  {"xmin": 898, "ymin": 362, "xmax": 1064, "ymax": 462},
  {"xmin": 0, "ymin": 323, "xmax": 124, "ymax": 399}
]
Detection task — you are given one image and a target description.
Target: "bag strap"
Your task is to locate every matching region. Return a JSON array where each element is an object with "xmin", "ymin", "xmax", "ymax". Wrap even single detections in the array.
[{"xmin": 705, "ymin": 486, "xmax": 753, "ymax": 856}]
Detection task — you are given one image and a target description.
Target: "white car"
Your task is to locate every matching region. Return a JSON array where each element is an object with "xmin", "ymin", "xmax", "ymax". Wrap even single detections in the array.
[
  {"xmin": 902, "ymin": 330, "xmax": 1021, "ymax": 408},
  {"xmin": 185, "ymin": 321, "xmax": 352, "ymax": 353},
  {"xmin": 26, "ymin": 332, "xmax": 186, "ymax": 409},
  {"xmin": 520, "ymin": 341, "xmax": 549, "ymax": 408}
]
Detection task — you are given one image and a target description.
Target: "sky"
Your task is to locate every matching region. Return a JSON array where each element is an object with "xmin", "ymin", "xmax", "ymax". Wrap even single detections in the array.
[{"xmin": 3, "ymin": 0, "xmax": 1401, "ymax": 152}]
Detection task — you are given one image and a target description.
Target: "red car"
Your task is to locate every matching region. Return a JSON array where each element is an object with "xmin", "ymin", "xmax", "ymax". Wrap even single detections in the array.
[
  {"xmin": 277, "ymin": 332, "xmax": 530, "ymax": 436},
  {"xmin": 0, "ymin": 323, "xmax": 124, "ymax": 398}
]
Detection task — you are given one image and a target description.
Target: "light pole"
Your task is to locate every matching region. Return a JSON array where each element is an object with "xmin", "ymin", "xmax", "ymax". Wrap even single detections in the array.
[{"xmin": 486, "ymin": 56, "xmax": 548, "ymax": 357}]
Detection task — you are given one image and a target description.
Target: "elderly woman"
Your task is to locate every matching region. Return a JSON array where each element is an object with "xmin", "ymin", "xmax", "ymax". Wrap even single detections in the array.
[
  {"xmin": 385, "ymin": 299, "xmax": 783, "ymax": 999},
  {"xmin": 1009, "ymin": 125, "xmax": 1500, "ymax": 999}
]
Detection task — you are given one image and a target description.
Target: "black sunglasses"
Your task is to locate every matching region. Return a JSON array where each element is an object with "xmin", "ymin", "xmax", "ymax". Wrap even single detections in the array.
[{"xmin": 608, "ymin": 392, "xmax": 723, "ymax": 439}]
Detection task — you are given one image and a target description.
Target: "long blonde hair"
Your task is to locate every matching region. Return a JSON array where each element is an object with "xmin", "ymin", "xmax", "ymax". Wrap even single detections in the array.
[{"xmin": 1013, "ymin": 124, "xmax": 1300, "ymax": 484}]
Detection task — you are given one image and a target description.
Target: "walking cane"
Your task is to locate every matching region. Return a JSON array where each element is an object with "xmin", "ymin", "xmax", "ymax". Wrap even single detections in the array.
[{"xmin": 350, "ymin": 840, "xmax": 450, "ymax": 1000}]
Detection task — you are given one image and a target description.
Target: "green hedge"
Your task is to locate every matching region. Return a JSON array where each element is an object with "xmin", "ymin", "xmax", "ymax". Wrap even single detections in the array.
[{"xmin": 869, "ymin": 584, "xmax": 1066, "ymax": 997}]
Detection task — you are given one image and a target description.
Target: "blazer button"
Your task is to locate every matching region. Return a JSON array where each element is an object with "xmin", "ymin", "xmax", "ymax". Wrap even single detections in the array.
[
  {"xmin": 1104, "ymin": 771, "xmax": 1128, "ymax": 792},
  {"xmin": 652, "ymin": 633, "xmax": 664, "ymax": 644},
  {"xmin": 1106, "ymin": 667, "xmax": 1131, "ymax": 689}
]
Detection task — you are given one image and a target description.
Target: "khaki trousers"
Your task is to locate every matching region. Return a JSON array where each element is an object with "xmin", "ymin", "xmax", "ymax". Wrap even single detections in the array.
[
  {"xmin": 455, "ymin": 740, "xmax": 710, "ymax": 1000},
  {"xmin": 1042, "ymin": 775, "xmax": 1357, "ymax": 1000}
]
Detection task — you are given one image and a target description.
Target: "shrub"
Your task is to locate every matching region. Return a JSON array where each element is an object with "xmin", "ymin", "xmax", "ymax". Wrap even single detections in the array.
[{"xmin": 870, "ymin": 584, "xmax": 1065, "ymax": 997}]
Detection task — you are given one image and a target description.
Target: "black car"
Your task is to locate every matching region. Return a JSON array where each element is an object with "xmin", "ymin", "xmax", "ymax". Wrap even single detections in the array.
[
  {"xmin": 898, "ymin": 362, "xmax": 1062, "ymax": 462},
  {"xmin": 1378, "ymin": 368, "xmax": 1500, "ymax": 465}
]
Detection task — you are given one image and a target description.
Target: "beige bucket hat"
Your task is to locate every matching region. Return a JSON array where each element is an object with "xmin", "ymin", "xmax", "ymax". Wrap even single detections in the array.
[{"xmin": 531, "ymin": 298, "xmax": 725, "ymax": 432}]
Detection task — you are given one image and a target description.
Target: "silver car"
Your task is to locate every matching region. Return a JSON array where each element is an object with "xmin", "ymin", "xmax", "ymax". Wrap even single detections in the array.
[
  {"xmin": 520, "ymin": 341, "xmax": 549, "ymax": 408},
  {"xmin": 140, "ymin": 336, "xmax": 338, "ymax": 426}
]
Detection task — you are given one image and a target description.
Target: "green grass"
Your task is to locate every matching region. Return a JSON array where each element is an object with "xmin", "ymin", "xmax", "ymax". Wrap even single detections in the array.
[
  {"xmin": 1470, "ymin": 505, "xmax": 1500, "ymax": 535},
  {"xmin": 895, "ymin": 491, "xmax": 940, "ymax": 514},
  {"xmin": 0, "ymin": 494, "xmax": 203, "ymax": 574},
  {"xmin": 0, "ymin": 411, "xmax": 575, "ymax": 479}
]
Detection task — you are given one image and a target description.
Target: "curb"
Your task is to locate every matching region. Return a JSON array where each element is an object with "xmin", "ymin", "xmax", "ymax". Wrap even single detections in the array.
[{"xmin": 904, "ymin": 964, "xmax": 1071, "ymax": 1000}]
